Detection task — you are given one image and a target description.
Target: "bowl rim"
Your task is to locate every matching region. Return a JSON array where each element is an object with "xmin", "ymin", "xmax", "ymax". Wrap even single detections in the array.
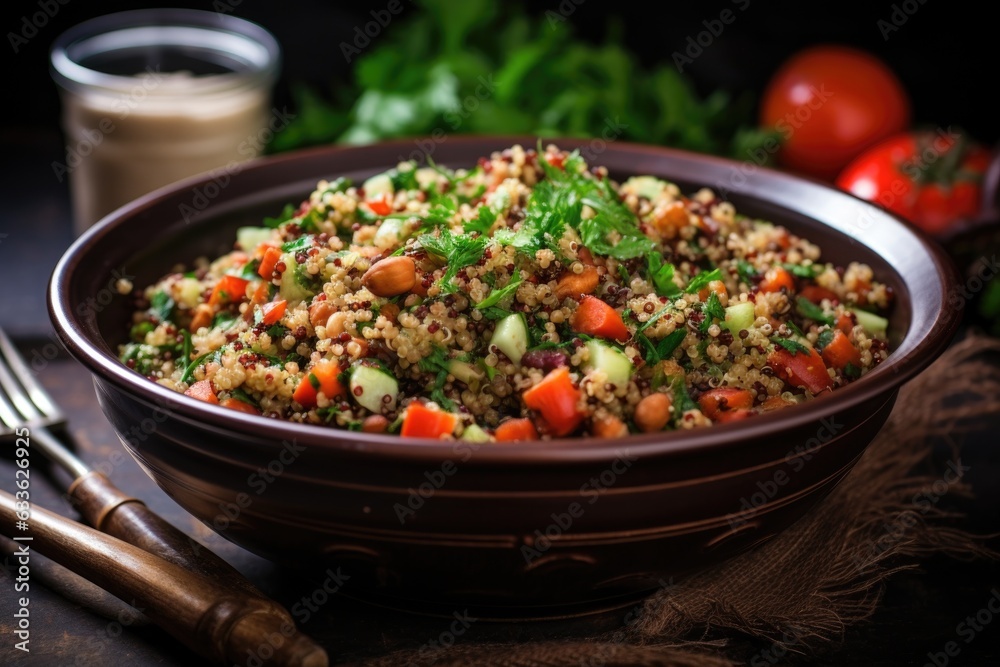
[{"xmin": 48, "ymin": 135, "xmax": 961, "ymax": 466}]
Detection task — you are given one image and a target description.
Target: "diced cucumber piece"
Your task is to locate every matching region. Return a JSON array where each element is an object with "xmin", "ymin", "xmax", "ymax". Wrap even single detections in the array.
[
  {"xmin": 852, "ymin": 309, "xmax": 888, "ymax": 337},
  {"xmin": 490, "ymin": 313, "xmax": 528, "ymax": 364},
  {"xmin": 236, "ymin": 226, "xmax": 273, "ymax": 251},
  {"xmin": 461, "ymin": 424, "xmax": 491, "ymax": 442},
  {"xmin": 362, "ymin": 173, "xmax": 394, "ymax": 198},
  {"xmin": 176, "ymin": 277, "xmax": 203, "ymax": 309},
  {"xmin": 448, "ymin": 360, "xmax": 484, "ymax": 386},
  {"xmin": 373, "ymin": 217, "xmax": 414, "ymax": 250},
  {"xmin": 623, "ymin": 175, "xmax": 668, "ymax": 201},
  {"xmin": 723, "ymin": 302, "xmax": 755, "ymax": 333},
  {"xmin": 278, "ymin": 252, "xmax": 314, "ymax": 303},
  {"xmin": 350, "ymin": 365, "xmax": 399, "ymax": 413},
  {"xmin": 584, "ymin": 339, "xmax": 633, "ymax": 387}
]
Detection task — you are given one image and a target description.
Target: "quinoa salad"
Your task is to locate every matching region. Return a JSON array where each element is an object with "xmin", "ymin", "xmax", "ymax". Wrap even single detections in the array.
[{"xmin": 119, "ymin": 143, "xmax": 892, "ymax": 440}]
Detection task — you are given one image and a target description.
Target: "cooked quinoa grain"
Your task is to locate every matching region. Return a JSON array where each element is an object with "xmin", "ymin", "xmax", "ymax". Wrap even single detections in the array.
[{"xmin": 120, "ymin": 144, "xmax": 892, "ymax": 440}]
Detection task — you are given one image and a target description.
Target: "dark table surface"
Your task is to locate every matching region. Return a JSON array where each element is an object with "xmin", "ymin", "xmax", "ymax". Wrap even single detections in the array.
[{"xmin": 1, "ymin": 133, "xmax": 999, "ymax": 667}]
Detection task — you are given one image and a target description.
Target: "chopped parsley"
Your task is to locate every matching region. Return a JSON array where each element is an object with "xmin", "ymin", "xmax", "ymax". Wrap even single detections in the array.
[
  {"xmin": 479, "ymin": 306, "xmax": 510, "ymax": 320},
  {"xmin": 671, "ymin": 376, "xmax": 699, "ymax": 414},
  {"xmin": 795, "ymin": 296, "xmax": 834, "ymax": 325},
  {"xmin": 783, "ymin": 263, "xmax": 821, "ymax": 279},
  {"xmin": 129, "ymin": 321, "xmax": 155, "ymax": 342},
  {"xmin": 636, "ymin": 305, "xmax": 676, "ymax": 335},
  {"xmin": 464, "ymin": 204, "xmax": 497, "ymax": 235},
  {"xmin": 737, "ymin": 259, "xmax": 758, "ymax": 284},
  {"xmin": 647, "ymin": 253, "xmax": 681, "ymax": 298},
  {"xmin": 149, "ymin": 291, "xmax": 175, "ymax": 323},
  {"xmin": 684, "ymin": 268, "xmax": 723, "ymax": 294},
  {"xmin": 700, "ymin": 292, "xmax": 726, "ymax": 333},
  {"xmin": 389, "ymin": 168, "xmax": 419, "ymax": 191},
  {"xmin": 264, "ymin": 203, "xmax": 297, "ymax": 229},
  {"xmin": 320, "ymin": 177, "xmax": 351, "ymax": 197},
  {"xmin": 235, "ymin": 259, "xmax": 261, "ymax": 281},
  {"xmin": 475, "ymin": 271, "xmax": 522, "ymax": 310},
  {"xmin": 229, "ymin": 387, "xmax": 260, "ymax": 409},
  {"xmin": 636, "ymin": 328, "xmax": 686, "ymax": 365},
  {"xmin": 179, "ymin": 347, "xmax": 222, "ymax": 384},
  {"xmin": 413, "ymin": 192, "xmax": 460, "ymax": 232},
  {"xmin": 281, "ymin": 235, "xmax": 315, "ymax": 253},
  {"xmin": 772, "ymin": 337, "xmax": 811, "ymax": 356},
  {"xmin": 418, "ymin": 345, "xmax": 457, "ymax": 410},
  {"xmin": 418, "ymin": 229, "xmax": 489, "ymax": 293},
  {"xmin": 815, "ymin": 329, "xmax": 836, "ymax": 350}
]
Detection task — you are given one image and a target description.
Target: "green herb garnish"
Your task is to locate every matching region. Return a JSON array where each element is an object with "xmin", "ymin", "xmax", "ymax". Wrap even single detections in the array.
[
  {"xmin": 281, "ymin": 235, "xmax": 315, "ymax": 253},
  {"xmin": 783, "ymin": 263, "xmax": 821, "ymax": 279},
  {"xmin": 149, "ymin": 291, "xmax": 175, "ymax": 324},
  {"xmin": 772, "ymin": 337, "xmax": 811, "ymax": 356},
  {"xmin": 475, "ymin": 271, "xmax": 522, "ymax": 310},
  {"xmin": 684, "ymin": 268, "xmax": 723, "ymax": 294},
  {"xmin": 264, "ymin": 203, "xmax": 297, "ymax": 229},
  {"xmin": 700, "ymin": 292, "xmax": 725, "ymax": 333},
  {"xmin": 418, "ymin": 228, "xmax": 489, "ymax": 293},
  {"xmin": 648, "ymin": 253, "xmax": 681, "ymax": 298},
  {"xmin": 795, "ymin": 296, "xmax": 834, "ymax": 325}
]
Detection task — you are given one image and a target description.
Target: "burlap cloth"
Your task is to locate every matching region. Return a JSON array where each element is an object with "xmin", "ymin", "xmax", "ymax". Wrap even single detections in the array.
[{"xmin": 354, "ymin": 335, "xmax": 1000, "ymax": 667}]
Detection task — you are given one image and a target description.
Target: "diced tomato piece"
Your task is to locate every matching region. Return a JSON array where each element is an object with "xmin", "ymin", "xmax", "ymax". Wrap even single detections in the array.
[
  {"xmin": 545, "ymin": 153, "xmax": 566, "ymax": 169},
  {"xmin": 243, "ymin": 281, "xmax": 271, "ymax": 323},
  {"xmin": 494, "ymin": 418, "xmax": 539, "ymax": 442},
  {"xmin": 759, "ymin": 267, "xmax": 795, "ymax": 294},
  {"xmin": 184, "ymin": 380, "xmax": 218, "ymax": 405},
  {"xmin": 220, "ymin": 398, "xmax": 261, "ymax": 415},
  {"xmin": 208, "ymin": 275, "xmax": 249, "ymax": 307},
  {"xmin": 400, "ymin": 402, "xmax": 458, "ymax": 438},
  {"xmin": 366, "ymin": 194, "xmax": 393, "ymax": 216},
  {"xmin": 292, "ymin": 360, "xmax": 346, "ymax": 409},
  {"xmin": 555, "ymin": 265, "xmax": 600, "ymax": 300},
  {"xmin": 522, "ymin": 367, "xmax": 583, "ymax": 437},
  {"xmin": 591, "ymin": 414, "xmax": 629, "ymax": 438},
  {"xmin": 698, "ymin": 280, "xmax": 728, "ymax": 302},
  {"xmin": 836, "ymin": 312, "xmax": 855, "ymax": 335},
  {"xmin": 258, "ymin": 247, "xmax": 282, "ymax": 279},
  {"xmin": 820, "ymin": 330, "xmax": 862, "ymax": 371},
  {"xmin": 799, "ymin": 285, "xmax": 838, "ymax": 304},
  {"xmin": 698, "ymin": 387, "xmax": 754, "ymax": 421},
  {"xmin": 715, "ymin": 408, "xmax": 753, "ymax": 423},
  {"xmin": 768, "ymin": 346, "xmax": 833, "ymax": 394},
  {"xmin": 761, "ymin": 395, "xmax": 795, "ymax": 412},
  {"xmin": 261, "ymin": 299, "xmax": 287, "ymax": 325},
  {"xmin": 571, "ymin": 295, "xmax": 629, "ymax": 342},
  {"xmin": 653, "ymin": 202, "xmax": 690, "ymax": 234}
]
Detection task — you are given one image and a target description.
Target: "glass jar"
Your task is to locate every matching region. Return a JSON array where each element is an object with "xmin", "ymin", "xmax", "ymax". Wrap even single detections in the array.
[{"xmin": 50, "ymin": 9, "xmax": 281, "ymax": 234}]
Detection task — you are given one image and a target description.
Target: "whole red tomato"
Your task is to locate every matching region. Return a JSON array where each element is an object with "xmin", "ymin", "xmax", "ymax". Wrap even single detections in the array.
[
  {"xmin": 761, "ymin": 46, "xmax": 910, "ymax": 180},
  {"xmin": 836, "ymin": 130, "xmax": 990, "ymax": 235}
]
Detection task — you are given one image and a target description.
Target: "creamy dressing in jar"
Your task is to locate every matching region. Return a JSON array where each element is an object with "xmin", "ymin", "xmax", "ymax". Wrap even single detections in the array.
[{"xmin": 51, "ymin": 10, "xmax": 280, "ymax": 233}]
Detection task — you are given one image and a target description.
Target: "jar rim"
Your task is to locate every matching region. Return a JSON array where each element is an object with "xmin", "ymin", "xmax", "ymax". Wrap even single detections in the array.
[{"xmin": 50, "ymin": 8, "xmax": 281, "ymax": 96}]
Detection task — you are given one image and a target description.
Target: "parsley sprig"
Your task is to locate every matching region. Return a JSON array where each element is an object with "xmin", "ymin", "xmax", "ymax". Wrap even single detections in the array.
[{"xmin": 418, "ymin": 229, "xmax": 489, "ymax": 294}]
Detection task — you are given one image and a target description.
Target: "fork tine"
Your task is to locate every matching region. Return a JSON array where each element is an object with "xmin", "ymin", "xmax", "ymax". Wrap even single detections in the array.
[
  {"xmin": 0, "ymin": 328, "xmax": 66, "ymax": 426},
  {"xmin": 0, "ymin": 383, "xmax": 20, "ymax": 435}
]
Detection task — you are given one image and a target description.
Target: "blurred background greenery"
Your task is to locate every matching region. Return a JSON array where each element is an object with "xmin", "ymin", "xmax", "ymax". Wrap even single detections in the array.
[{"xmin": 270, "ymin": 0, "xmax": 778, "ymax": 158}]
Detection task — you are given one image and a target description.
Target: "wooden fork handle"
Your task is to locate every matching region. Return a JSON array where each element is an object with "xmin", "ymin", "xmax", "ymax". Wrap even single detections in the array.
[
  {"xmin": 67, "ymin": 471, "xmax": 264, "ymax": 599},
  {"xmin": 0, "ymin": 489, "xmax": 328, "ymax": 667}
]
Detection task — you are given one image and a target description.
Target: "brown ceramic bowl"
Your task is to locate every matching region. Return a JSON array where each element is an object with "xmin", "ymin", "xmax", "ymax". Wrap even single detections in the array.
[{"xmin": 49, "ymin": 137, "xmax": 959, "ymax": 618}]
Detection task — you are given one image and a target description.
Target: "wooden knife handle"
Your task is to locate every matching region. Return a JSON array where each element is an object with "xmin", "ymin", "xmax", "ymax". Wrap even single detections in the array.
[
  {"xmin": 0, "ymin": 490, "xmax": 328, "ymax": 667},
  {"xmin": 67, "ymin": 470, "xmax": 262, "ymax": 598}
]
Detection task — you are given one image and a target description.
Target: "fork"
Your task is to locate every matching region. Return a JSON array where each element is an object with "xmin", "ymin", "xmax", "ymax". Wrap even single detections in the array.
[{"xmin": 0, "ymin": 327, "xmax": 262, "ymax": 597}]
